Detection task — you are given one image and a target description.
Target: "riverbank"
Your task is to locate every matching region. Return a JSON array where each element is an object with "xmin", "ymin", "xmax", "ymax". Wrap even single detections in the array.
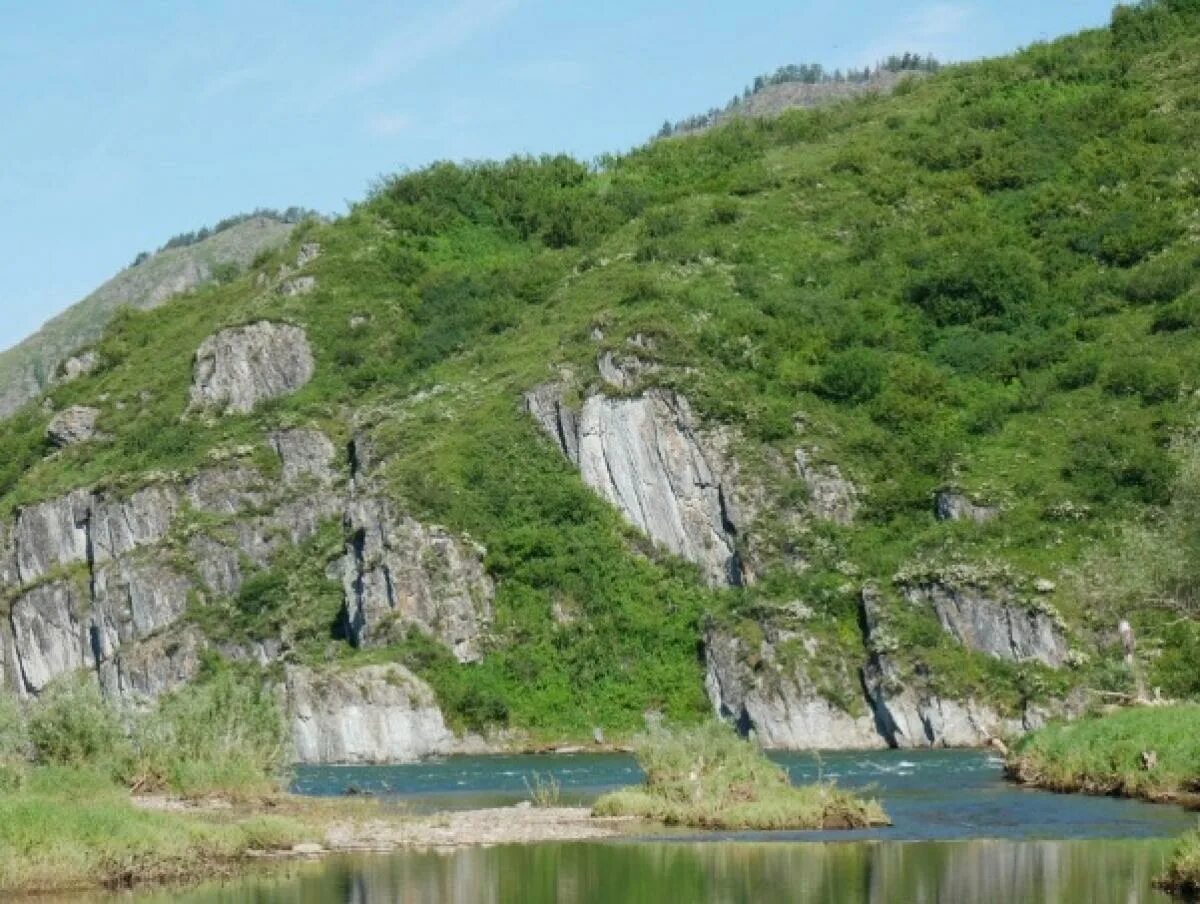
[{"xmin": 1005, "ymin": 704, "xmax": 1200, "ymax": 807}]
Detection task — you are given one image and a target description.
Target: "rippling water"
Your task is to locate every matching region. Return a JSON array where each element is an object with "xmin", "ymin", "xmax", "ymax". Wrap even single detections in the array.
[{"xmin": 76, "ymin": 750, "xmax": 1197, "ymax": 903}]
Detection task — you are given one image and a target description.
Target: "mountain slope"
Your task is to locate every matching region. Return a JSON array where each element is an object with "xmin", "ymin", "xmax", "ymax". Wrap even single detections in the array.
[
  {"xmin": 0, "ymin": 0, "xmax": 1198, "ymax": 757},
  {"xmin": 0, "ymin": 216, "xmax": 298, "ymax": 418}
]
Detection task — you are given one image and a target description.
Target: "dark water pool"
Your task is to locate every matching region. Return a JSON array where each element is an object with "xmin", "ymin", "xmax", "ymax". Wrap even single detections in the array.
[{"xmin": 81, "ymin": 750, "xmax": 1200, "ymax": 903}]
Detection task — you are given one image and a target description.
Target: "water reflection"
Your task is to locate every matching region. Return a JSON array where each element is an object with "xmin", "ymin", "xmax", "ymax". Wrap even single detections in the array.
[{"xmin": 104, "ymin": 838, "xmax": 1176, "ymax": 904}]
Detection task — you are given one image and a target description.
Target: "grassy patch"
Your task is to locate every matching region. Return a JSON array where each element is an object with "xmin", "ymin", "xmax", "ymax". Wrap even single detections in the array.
[
  {"xmin": 1007, "ymin": 704, "xmax": 1200, "ymax": 800},
  {"xmin": 1159, "ymin": 830, "xmax": 1200, "ymax": 898},
  {"xmin": 592, "ymin": 722, "xmax": 887, "ymax": 830},
  {"xmin": 0, "ymin": 766, "xmax": 309, "ymax": 894}
]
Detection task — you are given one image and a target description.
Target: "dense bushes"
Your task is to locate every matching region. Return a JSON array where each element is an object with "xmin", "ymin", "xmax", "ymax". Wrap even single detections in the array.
[{"xmin": 4, "ymin": 667, "xmax": 287, "ymax": 798}]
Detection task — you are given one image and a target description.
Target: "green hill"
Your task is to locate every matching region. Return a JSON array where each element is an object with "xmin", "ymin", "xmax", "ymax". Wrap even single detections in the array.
[
  {"xmin": 0, "ymin": 0, "xmax": 1197, "ymax": 752},
  {"xmin": 0, "ymin": 214, "xmax": 301, "ymax": 418}
]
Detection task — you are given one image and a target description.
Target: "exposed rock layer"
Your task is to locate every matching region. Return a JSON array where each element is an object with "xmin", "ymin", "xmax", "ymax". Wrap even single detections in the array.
[
  {"xmin": 190, "ymin": 321, "xmax": 314, "ymax": 414},
  {"xmin": 527, "ymin": 385, "xmax": 742, "ymax": 586},
  {"xmin": 285, "ymin": 664, "xmax": 454, "ymax": 764}
]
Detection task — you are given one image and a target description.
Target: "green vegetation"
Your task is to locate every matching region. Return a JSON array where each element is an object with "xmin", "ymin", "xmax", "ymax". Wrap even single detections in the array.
[
  {"xmin": 0, "ymin": 668, "xmax": 326, "ymax": 893},
  {"xmin": 593, "ymin": 722, "xmax": 887, "ymax": 829},
  {"xmin": 1, "ymin": 1, "xmax": 1199, "ymax": 738},
  {"xmin": 0, "ymin": 767, "xmax": 306, "ymax": 894},
  {"xmin": 3, "ymin": 665, "xmax": 286, "ymax": 798},
  {"xmin": 1007, "ymin": 705, "xmax": 1200, "ymax": 801},
  {"xmin": 1160, "ymin": 830, "xmax": 1200, "ymax": 898}
]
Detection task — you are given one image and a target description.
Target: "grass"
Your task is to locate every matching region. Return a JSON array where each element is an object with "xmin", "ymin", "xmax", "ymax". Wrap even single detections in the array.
[
  {"xmin": 1006, "ymin": 704, "xmax": 1200, "ymax": 801},
  {"xmin": 1160, "ymin": 830, "xmax": 1200, "ymax": 898},
  {"xmin": 592, "ymin": 722, "xmax": 888, "ymax": 830},
  {"xmin": 0, "ymin": 766, "xmax": 309, "ymax": 893}
]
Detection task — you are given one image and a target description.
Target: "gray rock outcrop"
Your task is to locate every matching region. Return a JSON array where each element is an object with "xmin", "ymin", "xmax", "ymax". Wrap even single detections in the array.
[
  {"xmin": 902, "ymin": 580, "xmax": 1067, "ymax": 667},
  {"xmin": 9, "ymin": 581, "xmax": 93, "ymax": 693},
  {"xmin": 934, "ymin": 491, "xmax": 999, "ymax": 524},
  {"xmin": 269, "ymin": 429, "xmax": 337, "ymax": 484},
  {"xmin": 704, "ymin": 621, "xmax": 883, "ymax": 749},
  {"xmin": 46, "ymin": 406, "xmax": 102, "ymax": 447},
  {"xmin": 61, "ymin": 351, "xmax": 99, "ymax": 382},
  {"xmin": 279, "ymin": 276, "xmax": 316, "ymax": 297},
  {"xmin": 527, "ymin": 384, "xmax": 742, "ymax": 586},
  {"xmin": 794, "ymin": 449, "xmax": 858, "ymax": 524},
  {"xmin": 341, "ymin": 498, "xmax": 494, "ymax": 662},
  {"xmin": 285, "ymin": 664, "xmax": 454, "ymax": 764},
  {"xmin": 859, "ymin": 587, "xmax": 1022, "ymax": 748},
  {"xmin": 190, "ymin": 321, "xmax": 314, "ymax": 414}
]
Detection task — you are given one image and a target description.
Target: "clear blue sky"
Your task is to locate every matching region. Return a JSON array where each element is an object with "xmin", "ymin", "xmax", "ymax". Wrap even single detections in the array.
[{"xmin": 0, "ymin": 0, "xmax": 1116, "ymax": 352}]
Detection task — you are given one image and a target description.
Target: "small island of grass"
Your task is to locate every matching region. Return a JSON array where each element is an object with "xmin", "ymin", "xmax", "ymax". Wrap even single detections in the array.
[
  {"xmin": 592, "ymin": 722, "xmax": 888, "ymax": 830},
  {"xmin": 1005, "ymin": 704, "xmax": 1200, "ymax": 804}
]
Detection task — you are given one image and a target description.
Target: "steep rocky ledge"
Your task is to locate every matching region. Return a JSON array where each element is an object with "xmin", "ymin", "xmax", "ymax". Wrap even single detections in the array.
[
  {"xmin": 703, "ymin": 581, "xmax": 1064, "ymax": 750},
  {"xmin": 285, "ymin": 664, "xmax": 454, "ymax": 764},
  {"xmin": 900, "ymin": 579, "xmax": 1068, "ymax": 667},
  {"xmin": 526, "ymin": 384, "xmax": 743, "ymax": 587},
  {"xmin": 0, "ymin": 419, "xmax": 493, "ymax": 761}
]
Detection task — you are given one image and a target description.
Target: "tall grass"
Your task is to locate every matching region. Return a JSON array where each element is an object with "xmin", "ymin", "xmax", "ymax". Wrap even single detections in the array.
[
  {"xmin": 8, "ymin": 668, "xmax": 287, "ymax": 798},
  {"xmin": 0, "ymin": 765, "xmax": 304, "ymax": 893},
  {"xmin": 1007, "ymin": 704, "xmax": 1200, "ymax": 799},
  {"xmin": 592, "ymin": 722, "xmax": 887, "ymax": 829},
  {"xmin": 1160, "ymin": 830, "xmax": 1200, "ymax": 897}
]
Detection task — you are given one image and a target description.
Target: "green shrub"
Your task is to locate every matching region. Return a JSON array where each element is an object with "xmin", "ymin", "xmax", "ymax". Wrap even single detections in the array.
[
  {"xmin": 1101, "ymin": 357, "xmax": 1181, "ymax": 403},
  {"xmin": 1152, "ymin": 292, "xmax": 1200, "ymax": 332},
  {"xmin": 132, "ymin": 667, "xmax": 287, "ymax": 797},
  {"xmin": 27, "ymin": 678, "xmax": 129, "ymax": 773},
  {"xmin": 904, "ymin": 243, "xmax": 1041, "ymax": 327},
  {"xmin": 1066, "ymin": 423, "xmax": 1173, "ymax": 504},
  {"xmin": 818, "ymin": 348, "xmax": 886, "ymax": 402}
]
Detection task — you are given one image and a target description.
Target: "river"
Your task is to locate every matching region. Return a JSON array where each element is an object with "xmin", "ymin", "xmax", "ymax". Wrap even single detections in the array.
[{"xmin": 89, "ymin": 749, "xmax": 1198, "ymax": 902}]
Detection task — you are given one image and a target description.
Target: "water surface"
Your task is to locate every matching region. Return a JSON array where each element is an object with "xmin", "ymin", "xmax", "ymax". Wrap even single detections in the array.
[{"xmin": 87, "ymin": 750, "xmax": 1199, "ymax": 903}]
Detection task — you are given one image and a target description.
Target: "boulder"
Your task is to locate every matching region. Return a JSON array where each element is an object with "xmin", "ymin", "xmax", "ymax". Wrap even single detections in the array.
[
  {"xmin": 341, "ymin": 497, "xmax": 494, "ymax": 662},
  {"xmin": 189, "ymin": 321, "xmax": 314, "ymax": 414},
  {"xmin": 279, "ymin": 276, "xmax": 316, "ymax": 297},
  {"xmin": 285, "ymin": 664, "xmax": 454, "ymax": 764},
  {"xmin": 46, "ymin": 406, "xmax": 101, "ymax": 447},
  {"xmin": 295, "ymin": 243, "xmax": 321, "ymax": 267},
  {"xmin": 61, "ymin": 350, "xmax": 100, "ymax": 382}
]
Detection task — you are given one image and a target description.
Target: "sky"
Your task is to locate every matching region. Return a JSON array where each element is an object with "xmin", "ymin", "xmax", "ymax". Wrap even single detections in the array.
[{"xmin": 0, "ymin": 0, "xmax": 1117, "ymax": 353}]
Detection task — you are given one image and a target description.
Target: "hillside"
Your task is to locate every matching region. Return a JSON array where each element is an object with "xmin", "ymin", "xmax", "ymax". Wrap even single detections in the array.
[
  {"xmin": 0, "ymin": 215, "xmax": 299, "ymax": 418},
  {"xmin": 0, "ymin": 0, "xmax": 1198, "ymax": 760}
]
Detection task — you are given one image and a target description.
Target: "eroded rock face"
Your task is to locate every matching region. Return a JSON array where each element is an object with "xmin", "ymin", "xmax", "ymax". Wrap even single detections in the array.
[
  {"xmin": 704, "ymin": 621, "xmax": 883, "ymax": 749},
  {"xmin": 97, "ymin": 627, "xmax": 206, "ymax": 702},
  {"xmin": 527, "ymin": 384, "xmax": 742, "ymax": 587},
  {"xmin": 91, "ymin": 556, "xmax": 192, "ymax": 662},
  {"xmin": 341, "ymin": 498, "xmax": 493, "ymax": 662},
  {"xmin": 13, "ymin": 490, "xmax": 91, "ymax": 583},
  {"xmin": 902, "ymin": 581, "xmax": 1067, "ymax": 667},
  {"xmin": 269, "ymin": 429, "xmax": 337, "ymax": 484},
  {"xmin": 934, "ymin": 491, "xmax": 998, "ymax": 524},
  {"xmin": 285, "ymin": 664, "xmax": 453, "ymax": 764},
  {"xmin": 190, "ymin": 321, "xmax": 314, "ymax": 414},
  {"xmin": 90, "ymin": 486, "xmax": 178, "ymax": 564},
  {"xmin": 46, "ymin": 406, "xmax": 102, "ymax": 447},
  {"xmin": 794, "ymin": 449, "xmax": 858, "ymax": 525},
  {"xmin": 10, "ymin": 581, "xmax": 92, "ymax": 693},
  {"xmin": 859, "ymin": 588, "xmax": 1022, "ymax": 748}
]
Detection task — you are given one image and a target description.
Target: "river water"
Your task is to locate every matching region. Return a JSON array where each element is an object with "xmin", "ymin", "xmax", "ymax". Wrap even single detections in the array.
[{"xmin": 95, "ymin": 750, "xmax": 1199, "ymax": 902}]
